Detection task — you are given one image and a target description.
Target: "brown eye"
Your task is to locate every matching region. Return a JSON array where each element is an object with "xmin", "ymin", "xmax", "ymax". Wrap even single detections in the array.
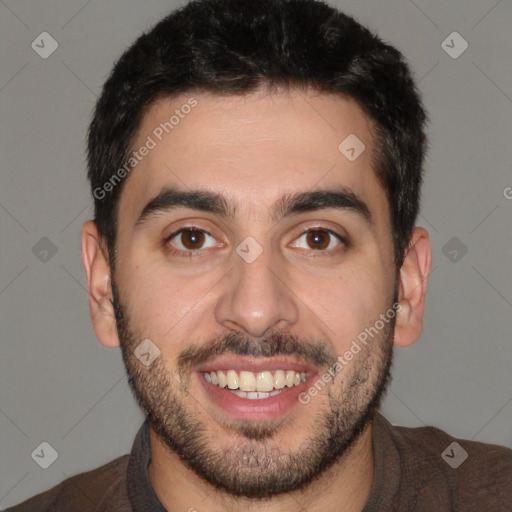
[
  {"xmin": 289, "ymin": 228, "xmax": 344, "ymax": 252},
  {"xmin": 165, "ymin": 227, "xmax": 221, "ymax": 256},
  {"xmin": 180, "ymin": 229, "xmax": 206, "ymax": 249},
  {"xmin": 305, "ymin": 230, "xmax": 331, "ymax": 250}
]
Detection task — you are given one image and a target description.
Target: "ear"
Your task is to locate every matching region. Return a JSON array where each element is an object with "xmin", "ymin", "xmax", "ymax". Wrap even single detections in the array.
[
  {"xmin": 394, "ymin": 226, "xmax": 432, "ymax": 348},
  {"xmin": 81, "ymin": 220, "xmax": 120, "ymax": 348}
]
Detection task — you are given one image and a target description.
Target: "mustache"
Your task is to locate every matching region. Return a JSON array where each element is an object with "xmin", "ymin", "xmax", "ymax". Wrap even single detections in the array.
[{"xmin": 178, "ymin": 331, "xmax": 337, "ymax": 374}]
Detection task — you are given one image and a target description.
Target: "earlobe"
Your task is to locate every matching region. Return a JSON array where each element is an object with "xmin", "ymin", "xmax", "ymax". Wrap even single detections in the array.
[
  {"xmin": 81, "ymin": 220, "xmax": 120, "ymax": 348},
  {"xmin": 394, "ymin": 227, "xmax": 432, "ymax": 348}
]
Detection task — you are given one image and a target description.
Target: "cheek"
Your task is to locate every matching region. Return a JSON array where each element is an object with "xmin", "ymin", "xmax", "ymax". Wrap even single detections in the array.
[
  {"xmin": 297, "ymin": 267, "xmax": 390, "ymax": 350},
  {"xmin": 117, "ymin": 258, "xmax": 219, "ymax": 340}
]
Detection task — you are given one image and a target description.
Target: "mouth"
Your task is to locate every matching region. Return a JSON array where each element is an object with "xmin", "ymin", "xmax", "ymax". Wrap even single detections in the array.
[
  {"xmin": 204, "ymin": 369, "xmax": 307, "ymax": 398},
  {"xmin": 195, "ymin": 356, "xmax": 316, "ymax": 421}
]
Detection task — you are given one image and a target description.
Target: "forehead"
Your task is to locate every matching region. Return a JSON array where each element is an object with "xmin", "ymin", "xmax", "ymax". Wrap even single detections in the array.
[{"xmin": 118, "ymin": 88, "xmax": 388, "ymax": 228}]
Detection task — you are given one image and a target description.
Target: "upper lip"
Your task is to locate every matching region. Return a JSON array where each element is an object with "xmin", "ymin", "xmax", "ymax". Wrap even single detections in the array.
[{"xmin": 195, "ymin": 354, "xmax": 317, "ymax": 374}]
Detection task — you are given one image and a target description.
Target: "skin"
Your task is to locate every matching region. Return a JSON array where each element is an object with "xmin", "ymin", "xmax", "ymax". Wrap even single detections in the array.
[{"xmin": 81, "ymin": 87, "xmax": 432, "ymax": 512}]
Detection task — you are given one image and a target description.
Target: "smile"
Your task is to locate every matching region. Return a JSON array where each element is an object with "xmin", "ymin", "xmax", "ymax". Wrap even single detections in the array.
[{"xmin": 203, "ymin": 370, "xmax": 307, "ymax": 399}]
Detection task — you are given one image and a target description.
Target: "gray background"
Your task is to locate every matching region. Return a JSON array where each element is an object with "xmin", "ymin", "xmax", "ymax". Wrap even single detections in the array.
[{"xmin": 1, "ymin": 0, "xmax": 511, "ymax": 507}]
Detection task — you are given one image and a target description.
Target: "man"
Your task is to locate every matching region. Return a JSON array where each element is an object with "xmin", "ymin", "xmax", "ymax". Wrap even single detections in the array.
[{"xmin": 8, "ymin": 0, "xmax": 511, "ymax": 510}]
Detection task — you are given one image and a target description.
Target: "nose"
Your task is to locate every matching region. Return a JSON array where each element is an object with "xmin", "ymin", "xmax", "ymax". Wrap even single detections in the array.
[{"xmin": 215, "ymin": 249, "xmax": 299, "ymax": 338}]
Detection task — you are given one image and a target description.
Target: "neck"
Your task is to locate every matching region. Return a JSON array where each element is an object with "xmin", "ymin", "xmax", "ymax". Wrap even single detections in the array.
[{"xmin": 148, "ymin": 421, "xmax": 375, "ymax": 512}]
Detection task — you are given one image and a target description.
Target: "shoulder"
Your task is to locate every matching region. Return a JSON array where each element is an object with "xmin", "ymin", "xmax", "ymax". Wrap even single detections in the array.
[
  {"xmin": 389, "ymin": 418, "xmax": 512, "ymax": 475},
  {"xmin": 377, "ymin": 414, "xmax": 512, "ymax": 509},
  {"xmin": 5, "ymin": 455, "xmax": 130, "ymax": 512}
]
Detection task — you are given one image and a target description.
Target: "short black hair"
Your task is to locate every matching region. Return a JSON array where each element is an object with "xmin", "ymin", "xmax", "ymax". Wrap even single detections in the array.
[{"xmin": 87, "ymin": 0, "xmax": 427, "ymax": 270}]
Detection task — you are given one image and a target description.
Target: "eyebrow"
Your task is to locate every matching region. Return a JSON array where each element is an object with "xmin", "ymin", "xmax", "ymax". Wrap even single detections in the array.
[{"xmin": 134, "ymin": 186, "xmax": 372, "ymax": 228}]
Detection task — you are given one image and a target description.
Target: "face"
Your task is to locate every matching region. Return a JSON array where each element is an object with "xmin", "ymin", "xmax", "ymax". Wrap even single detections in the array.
[{"xmin": 110, "ymin": 88, "xmax": 398, "ymax": 497}]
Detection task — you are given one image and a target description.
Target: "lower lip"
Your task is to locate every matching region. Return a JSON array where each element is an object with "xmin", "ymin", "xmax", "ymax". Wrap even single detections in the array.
[{"xmin": 197, "ymin": 374, "xmax": 313, "ymax": 421}]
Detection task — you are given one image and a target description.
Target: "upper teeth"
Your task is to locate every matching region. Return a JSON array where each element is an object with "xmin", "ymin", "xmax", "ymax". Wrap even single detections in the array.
[{"xmin": 203, "ymin": 370, "xmax": 307, "ymax": 392}]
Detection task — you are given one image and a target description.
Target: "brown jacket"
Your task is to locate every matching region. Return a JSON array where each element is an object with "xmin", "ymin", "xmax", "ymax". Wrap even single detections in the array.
[{"xmin": 6, "ymin": 413, "xmax": 512, "ymax": 511}]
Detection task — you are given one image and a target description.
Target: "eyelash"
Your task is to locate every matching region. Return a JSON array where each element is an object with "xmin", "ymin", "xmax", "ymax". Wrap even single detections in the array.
[
  {"xmin": 163, "ymin": 227, "xmax": 218, "ymax": 258},
  {"xmin": 291, "ymin": 228, "xmax": 347, "ymax": 253},
  {"xmin": 163, "ymin": 227, "xmax": 348, "ymax": 257}
]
